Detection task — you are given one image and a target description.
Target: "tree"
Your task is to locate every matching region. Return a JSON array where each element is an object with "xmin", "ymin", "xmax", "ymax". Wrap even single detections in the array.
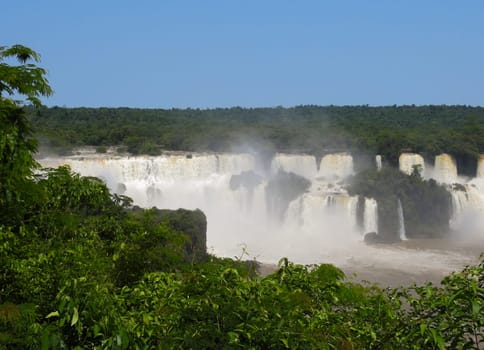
[
  {"xmin": 0, "ymin": 45, "xmax": 53, "ymax": 106},
  {"xmin": 0, "ymin": 45, "xmax": 52, "ymax": 223}
]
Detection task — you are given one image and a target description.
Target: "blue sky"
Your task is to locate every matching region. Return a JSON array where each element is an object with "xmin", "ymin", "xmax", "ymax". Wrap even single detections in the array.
[{"xmin": 3, "ymin": 1, "xmax": 484, "ymax": 108}]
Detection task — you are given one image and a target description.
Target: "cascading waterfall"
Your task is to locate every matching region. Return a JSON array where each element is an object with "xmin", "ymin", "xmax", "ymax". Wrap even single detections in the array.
[
  {"xmin": 323, "ymin": 194, "xmax": 359, "ymax": 229},
  {"xmin": 395, "ymin": 152, "xmax": 484, "ymax": 224},
  {"xmin": 39, "ymin": 150, "xmax": 484, "ymax": 266},
  {"xmin": 375, "ymin": 155, "xmax": 382, "ymax": 171},
  {"xmin": 318, "ymin": 153, "xmax": 354, "ymax": 179},
  {"xmin": 450, "ymin": 190, "xmax": 467, "ymax": 222},
  {"xmin": 433, "ymin": 154, "xmax": 458, "ymax": 184},
  {"xmin": 363, "ymin": 198, "xmax": 378, "ymax": 234},
  {"xmin": 40, "ymin": 151, "xmax": 374, "ymax": 263},
  {"xmin": 35, "ymin": 148, "xmax": 484, "ymax": 283},
  {"xmin": 271, "ymin": 153, "xmax": 317, "ymax": 180},
  {"xmin": 463, "ymin": 184, "xmax": 484, "ymax": 212},
  {"xmin": 399, "ymin": 153, "xmax": 425, "ymax": 176},
  {"xmin": 424, "ymin": 153, "xmax": 484, "ymax": 223},
  {"xmin": 41, "ymin": 153, "xmax": 257, "ymax": 209},
  {"xmin": 397, "ymin": 199, "xmax": 407, "ymax": 241},
  {"xmin": 477, "ymin": 155, "xmax": 484, "ymax": 178}
]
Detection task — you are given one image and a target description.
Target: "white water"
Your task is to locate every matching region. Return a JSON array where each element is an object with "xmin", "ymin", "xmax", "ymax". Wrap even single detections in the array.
[
  {"xmin": 433, "ymin": 154, "xmax": 458, "ymax": 184},
  {"xmin": 399, "ymin": 153, "xmax": 425, "ymax": 176},
  {"xmin": 450, "ymin": 190, "xmax": 468, "ymax": 220},
  {"xmin": 430, "ymin": 154, "xmax": 484, "ymax": 234},
  {"xmin": 39, "ymin": 150, "xmax": 484, "ymax": 283},
  {"xmin": 41, "ymin": 152, "xmax": 368, "ymax": 261},
  {"xmin": 396, "ymin": 152, "xmax": 484, "ymax": 232},
  {"xmin": 318, "ymin": 153, "xmax": 354, "ymax": 180},
  {"xmin": 375, "ymin": 155, "xmax": 382, "ymax": 171},
  {"xmin": 364, "ymin": 198, "xmax": 378, "ymax": 234},
  {"xmin": 478, "ymin": 155, "xmax": 484, "ymax": 178},
  {"xmin": 271, "ymin": 153, "xmax": 318, "ymax": 180},
  {"xmin": 397, "ymin": 199, "xmax": 407, "ymax": 241}
]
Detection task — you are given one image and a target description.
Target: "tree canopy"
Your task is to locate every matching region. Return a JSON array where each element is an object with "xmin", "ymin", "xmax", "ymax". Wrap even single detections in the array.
[{"xmin": 31, "ymin": 105, "xmax": 484, "ymax": 175}]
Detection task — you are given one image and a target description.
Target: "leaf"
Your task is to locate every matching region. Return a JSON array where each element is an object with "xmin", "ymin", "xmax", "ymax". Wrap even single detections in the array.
[
  {"xmin": 45, "ymin": 311, "xmax": 59, "ymax": 318},
  {"xmin": 70, "ymin": 307, "xmax": 79, "ymax": 326},
  {"xmin": 430, "ymin": 329, "xmax": 446, "ymax": 350},
  {"xmin": 142, "ymin": 313, "xmax": 151, "ymax": 324},
  {"xmin": 41, "ymin": 330, "xmax": 50, "ymax": 350},
  {"xmin": 370, "ymin": 331, "xmax": 377, "ymax": 341},
  {"xmin": 93, "ymin": 324, "xmax": 102, "ymax": 337},
  {"xmin": 472, "ymin": 300, "xmax": 480, "ymax": 317},
  {"xmin": 228, "ymin": 332, "xmax": 239, "ymax": 344},
  {"xmin": 420, "ymin": 323, "xmax": 427, "ymax": 336}
]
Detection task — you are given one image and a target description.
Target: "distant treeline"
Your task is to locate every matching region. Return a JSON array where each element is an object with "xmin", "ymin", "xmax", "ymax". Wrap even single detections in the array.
[{"xmin": 30, "ymin": 105, "xmax": 484, "ymax": 174}]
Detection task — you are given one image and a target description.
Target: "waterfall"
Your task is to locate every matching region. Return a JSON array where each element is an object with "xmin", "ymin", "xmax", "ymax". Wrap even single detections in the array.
[
  {"xmin": 38, "ymin": 150, "xmax": 410, "ymax": 263},
  {"xmin": 347, "ymin": 196, "xmax": 359, "ymax": 230},
  {"xmin": 477, "ymin": 154, "xmax": 484, "ymax": 178},
  {"xmin": 318, "ymin": 153, "xmax": 354, "ymax": 179},
  {"xmin": 450, "ymin": 190, "xmax": 467, "ymax": 222},
  {"xmin": 397, "ymin": 199, "xmax": 407, "ymax": 240},
  {"xmin": 465, "ymin": 183, "xmax": 484, "ymax": 212},
  {"xmin": 322, "ymin": 194, "xmax": 359, "ymax": 229},
  {"xmin": 363, "ymin": 198, "xmax": 378, "ymax": 234},
  {"xmin": 434, "ymin": 154, "xmax": 458, "ymax": 184},
  {"xmin": 325, "ymin": 195, "xmax": 336, "ymax": 208},
  {"xmin": 270, "ymin": 153, "xmax": 318, "ymax": 180},
  {"xmin": 375, "ymin": 155, "xmax": 382, "ymax": 171},
  {"xmin": 399, "ymin": 153, "xmax": 425, "ymax": 176}
]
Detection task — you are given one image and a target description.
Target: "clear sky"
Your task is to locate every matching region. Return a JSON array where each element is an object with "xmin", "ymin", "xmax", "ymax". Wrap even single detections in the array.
[{"xmin": 2, "ymin": 0, "xmax": 484, "ymax": 108}]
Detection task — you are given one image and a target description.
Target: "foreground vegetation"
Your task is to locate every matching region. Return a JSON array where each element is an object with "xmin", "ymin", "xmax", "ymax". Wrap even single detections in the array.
[
  {"xmin": 2, "ymin": 204, "xmax": 483, "ymax": 349},
  {"xmin": 1, "ymin": 45, "xmax": 483, "ymax": 348}
]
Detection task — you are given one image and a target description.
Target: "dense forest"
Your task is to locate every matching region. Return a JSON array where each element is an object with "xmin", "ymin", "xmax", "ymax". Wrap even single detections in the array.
[
  {"xmin": 31, "ymin": 104, "xmax": 484, "ymax": 175},
  {"xmin": 2, "ymin": 45, "xmax": 484, "ymax": 348}
]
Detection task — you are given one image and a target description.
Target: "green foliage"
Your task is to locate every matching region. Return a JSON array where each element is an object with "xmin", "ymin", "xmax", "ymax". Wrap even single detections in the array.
[
  {"xmin": 0, "ymin": 45, "xmax": 53, "ymax": 107},
  {"xmin": 0, "ymin": 45, "xmax": 52, "ymax": 226},
  {"xmin": 113, "ymin": 208, "xmax": 189, "ymax": 287},
  {"xmin": 111, "ymin": 259, "xmax": 395, "ymax": 349},
  {"xmin": 31, "ymin": 105, "xmax": 484, "ymax": 175},
  {"xmin": 138, "ymin": 207, "xmax": 208, "ymax": 261},
  {"xmin": 394, "ymin": 259, "xmax": 484, "ymax": 349},
  {"xmin": 39, "ymin": 166, "xmax": 113, "ymax": 215},
  {"xmin": 0, "ymin": 302, "xmax": 39, "ymax": 348},
  {"xmin": 0, "ymin": 167, "xmax": 208, "ymax": 348},
  {"xmin": 349, "ymin": 167, "xmax": 452, "ymax": 240},
  {"xmin": 124, "ymin": 135, "xmax": 160, "ymax": 155},
  {"xmin": 2, "ymin": 189, "xmax": 484, "ymax": 349}
]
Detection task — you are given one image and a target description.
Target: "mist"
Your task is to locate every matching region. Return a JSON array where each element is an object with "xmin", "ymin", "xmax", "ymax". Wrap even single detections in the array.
[{"xmin": 38, "ymin": 147, "xmax": 484, "ymax": 285}]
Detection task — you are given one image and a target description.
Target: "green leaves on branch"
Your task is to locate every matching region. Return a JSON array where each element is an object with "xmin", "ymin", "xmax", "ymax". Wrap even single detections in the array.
[
  {"xmin": 0, "ymin": 44, "xmax": 52, "ymax": 225},
  {"xmin": 0, "ymin": 45, "xmax": 53, "ymax": 107},
  {"xmin": 393, "ymin": 259, "xmax": 484, "ymax": 349}
]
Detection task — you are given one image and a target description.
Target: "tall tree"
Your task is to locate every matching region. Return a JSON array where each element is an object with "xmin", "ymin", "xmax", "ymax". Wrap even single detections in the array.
[{"xmin": 0, "ymin": 45, "xmax": 52, "ymax": 222}]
